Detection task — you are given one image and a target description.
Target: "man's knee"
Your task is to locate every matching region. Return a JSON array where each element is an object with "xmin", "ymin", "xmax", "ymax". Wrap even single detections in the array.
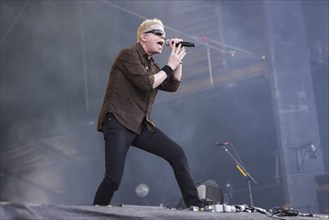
[{"xmin": 169, "ymin": 150, "xmax": 189, "ymax": 167}]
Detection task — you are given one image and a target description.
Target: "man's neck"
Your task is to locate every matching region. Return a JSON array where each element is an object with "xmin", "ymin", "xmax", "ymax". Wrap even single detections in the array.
[{"xmin": 139, "ymin": 42, "xmax": 152, "ymax": 60}]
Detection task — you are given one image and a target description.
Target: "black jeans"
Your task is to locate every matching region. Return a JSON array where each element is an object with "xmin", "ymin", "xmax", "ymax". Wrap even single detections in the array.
[{"xmin": 93, "ymin": 113, "xmax": 201, "ymax": 207}]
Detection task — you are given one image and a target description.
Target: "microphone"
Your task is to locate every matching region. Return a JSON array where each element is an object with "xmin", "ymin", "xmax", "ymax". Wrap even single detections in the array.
[
  {"xmin": 215, "ymin": 141, "xmax": 230, "ymax": 146},
  {"xmin": 165, "ymin": 39, "xmax": 196, "ymax": 47}
]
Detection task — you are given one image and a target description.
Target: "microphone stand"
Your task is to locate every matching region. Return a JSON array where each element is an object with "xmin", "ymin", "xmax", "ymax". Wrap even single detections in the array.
[{"xmin": 222, "ymin": 143, "xmax": 257, "ymax": 207}]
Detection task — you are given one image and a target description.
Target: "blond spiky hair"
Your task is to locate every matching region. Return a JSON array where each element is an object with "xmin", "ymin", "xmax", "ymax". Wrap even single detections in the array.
[{"xmin": 137, "ymin": 18, "xmax": 164, "ymax": 42}]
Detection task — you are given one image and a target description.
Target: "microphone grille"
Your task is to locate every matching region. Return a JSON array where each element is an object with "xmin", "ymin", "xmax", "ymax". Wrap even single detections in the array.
[{"xmin": 165, "ymin": 39, "xmax": 170, "ymax": 46}]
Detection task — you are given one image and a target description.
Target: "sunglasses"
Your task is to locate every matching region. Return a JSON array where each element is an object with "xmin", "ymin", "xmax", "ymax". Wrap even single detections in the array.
[{"xmin": 144, "ymin": 29, "xmax": 166, "ymax": 37}]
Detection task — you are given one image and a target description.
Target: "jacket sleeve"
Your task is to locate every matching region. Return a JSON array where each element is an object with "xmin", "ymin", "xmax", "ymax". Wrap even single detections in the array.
[{"xmin": 158, "ymin": 67, "xmax": 181, "ymax": 92}]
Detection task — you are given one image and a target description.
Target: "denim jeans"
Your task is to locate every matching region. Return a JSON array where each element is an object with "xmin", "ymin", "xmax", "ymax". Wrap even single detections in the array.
[{"xmin": 93, "ymin": 113, "xmax": 201, "ymax": 207}]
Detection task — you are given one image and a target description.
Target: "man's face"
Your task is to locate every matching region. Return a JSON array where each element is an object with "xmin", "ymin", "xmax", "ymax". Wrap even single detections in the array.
[{"xmin": 143, "ymin": 24, "xmax": 166, "ymax": 56}]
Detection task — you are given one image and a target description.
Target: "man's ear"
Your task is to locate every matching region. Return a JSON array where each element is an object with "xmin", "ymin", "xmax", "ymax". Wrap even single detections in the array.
[{"xmin": 141, "ymin": 34, "xmax": 147, "ymax": 42}]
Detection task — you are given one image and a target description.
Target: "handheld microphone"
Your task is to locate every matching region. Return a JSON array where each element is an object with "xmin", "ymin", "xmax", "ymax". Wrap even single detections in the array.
[
  {"xmin": 165, "ymin": 39, "xmax": 196, "ymax": 47},
  {"xmin": 215, "ymin": 141, "xmax": 230, "ymax": 147}
]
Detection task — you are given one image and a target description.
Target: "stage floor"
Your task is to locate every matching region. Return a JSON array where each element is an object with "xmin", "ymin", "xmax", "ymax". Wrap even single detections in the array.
[{"xmin": 1, "ymin": 202, "xmax": 328, "ymax": 220}]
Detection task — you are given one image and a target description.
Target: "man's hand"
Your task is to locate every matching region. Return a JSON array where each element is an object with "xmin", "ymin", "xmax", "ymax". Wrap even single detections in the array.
[{"xmin": 167, "ymin": 38, "xmax": 186, "ymax": 70}]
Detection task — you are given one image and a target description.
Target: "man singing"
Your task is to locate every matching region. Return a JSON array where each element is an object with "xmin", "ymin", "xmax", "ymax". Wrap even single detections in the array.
[{"xmin": 93, "ymin": 18, "xmax": 202, "ymax": 209}]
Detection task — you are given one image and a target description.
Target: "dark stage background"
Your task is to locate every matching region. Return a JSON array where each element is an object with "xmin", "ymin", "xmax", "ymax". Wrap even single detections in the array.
[{"xmin": 1, "ymin": 0, "xmax": 328, "ymax": 213}]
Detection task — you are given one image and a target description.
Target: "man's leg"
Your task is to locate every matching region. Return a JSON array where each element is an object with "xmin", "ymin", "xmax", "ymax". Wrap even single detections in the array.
[
  {"xmin": 132, "ymin": 123, "xmax": 202, "ymax": 208},
  {"xmin": 93, "ymin": 113, "xmax": 136, "ymax": 205}
]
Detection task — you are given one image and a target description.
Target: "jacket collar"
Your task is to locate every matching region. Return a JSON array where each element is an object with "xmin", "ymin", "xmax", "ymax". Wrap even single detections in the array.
[{"xmin": 135, "ymin": 42, "xmax": 154, "ymax": 62}]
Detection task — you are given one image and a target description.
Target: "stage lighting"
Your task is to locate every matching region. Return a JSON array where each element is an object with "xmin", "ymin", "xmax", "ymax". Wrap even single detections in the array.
[
  {"xmin": 176, "ymin": 179, "xmax": 224, "ymax": 209},
  {"xmin": 135, "ymin": 183, "xmax": 149, "ymax": 198}
]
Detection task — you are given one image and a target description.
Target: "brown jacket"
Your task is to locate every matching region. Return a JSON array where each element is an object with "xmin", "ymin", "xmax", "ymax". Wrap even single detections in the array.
[{"xmin": 97, "ymin": 43, "xmax": 180, "ymax": 134}]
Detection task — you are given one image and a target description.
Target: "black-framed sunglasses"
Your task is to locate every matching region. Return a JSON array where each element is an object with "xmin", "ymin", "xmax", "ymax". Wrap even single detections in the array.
[{"xmin": 144, "ymin": 29, "xmax": 166, "ymax": 37}]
